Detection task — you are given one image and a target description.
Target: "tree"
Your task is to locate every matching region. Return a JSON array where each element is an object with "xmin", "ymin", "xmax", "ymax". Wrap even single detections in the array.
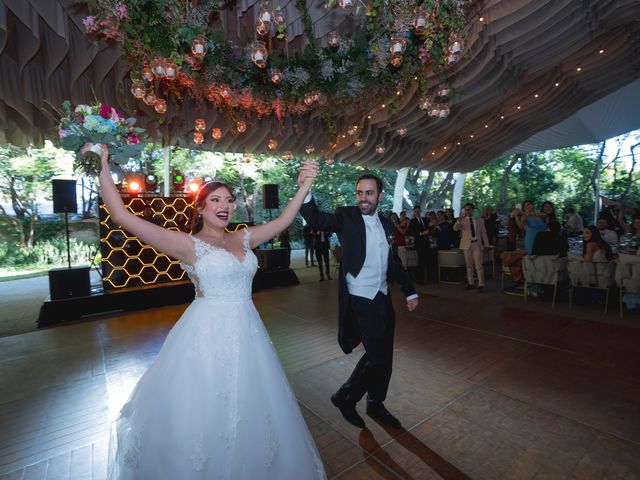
[{"xmin": 0, "ymin": 143, "xmax": 66, "ymax": 248}]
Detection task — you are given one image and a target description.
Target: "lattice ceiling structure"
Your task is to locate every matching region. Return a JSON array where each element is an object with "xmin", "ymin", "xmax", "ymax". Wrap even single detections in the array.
[{"xmin": 1, "ymin": 0, "xmax": 639, "ymax": 172}]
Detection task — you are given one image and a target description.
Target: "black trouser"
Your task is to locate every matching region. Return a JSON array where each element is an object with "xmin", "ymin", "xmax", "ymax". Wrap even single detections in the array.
[
  {"xmin": 316, "ymin": 245, "xmax": 330, "ymax": 278},
  {"xmin": 305, "ymin": 245, "xmax": 315, "ymax": 265},
  {"xmin": 415, "ymin": 244, "xmax": 427, "ymax": 283},
  {"xmin": 336, "ymin": 292, "xmax": 395, "ymax": 405}
]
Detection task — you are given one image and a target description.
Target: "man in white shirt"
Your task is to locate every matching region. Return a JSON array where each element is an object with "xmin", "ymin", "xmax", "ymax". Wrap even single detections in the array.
[
  {"xmin": 565, "ymin": 207, "xmax": 584, "ymax": 236},
  {"xmin": 597, "ymin": 217, "xmax": 618, "ymax": 245},
  {"xmin": 299, "ymin": 166, "xmax": 418, "ymax": 429}
]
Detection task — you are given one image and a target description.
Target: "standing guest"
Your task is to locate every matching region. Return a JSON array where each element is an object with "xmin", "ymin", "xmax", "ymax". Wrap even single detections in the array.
[
  {"xmin": 454, "ymin": 202, "xmax": 490, "ymax": 292},
  {"xmin": 596, "ymin": 217, "xmax": 618, "ymax": 246},
  {"xmin": 582, "ymin": 226, "xmax": 613, "ymax": 262},
  {"xmin": 390, "ymin": 212, "xmax": 408, "ymax": 267},
  {"xmin": 303, "ymin": 224, "xmax": 316, "ymax": 267},
  {"xmin": 482, "ymin": 206, "xmax": 499, "ymax": 248},
  {"xmin": 299, "ymin": 168, "xmax": 418, "ymax": 429},
  {"xmin": 565, "ymin": 207, "xmax": 584, "ymax": 236},
  {"xmin": 315, "ymin": 229, "xmax": 332, "ymax": 281},
  {"xmin": 445, "ymin": 208, "xmax": 460, "ymax": 248},
  {"xmin": 434, "ymin": 210, "xmax": 452, "ymax": 250},
  {"xmin": 408, "ymin": 205, "xmax": 429, "ymax": 284}
]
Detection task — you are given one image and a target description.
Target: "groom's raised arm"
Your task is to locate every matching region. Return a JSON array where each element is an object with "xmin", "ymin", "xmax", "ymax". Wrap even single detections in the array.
[{"xmin": 297, "ymin": 161, "xmax": 343, "ymax": 233}]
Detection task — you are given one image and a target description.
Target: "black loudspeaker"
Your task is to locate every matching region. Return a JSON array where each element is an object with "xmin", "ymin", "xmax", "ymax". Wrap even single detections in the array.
[
  {"xmin": 256, "ymin": 248, "xmax": 290, "ymax": 270},
  {"xmin": 263, "ymin": 184, "xmax": 279, "ymax": 209},
  {"xmin": 48, "ymin": 266, "xmax": 91, "ymax": 300},
  {"xmin": 52, "ymin": 179, "xmax": 77, "ymax": 213}
]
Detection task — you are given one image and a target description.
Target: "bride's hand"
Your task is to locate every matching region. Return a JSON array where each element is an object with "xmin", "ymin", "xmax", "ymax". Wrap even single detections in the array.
[
  {"xmin": 81, "ymin": 143, "xmax": 110, "ymax": 174},
  {"xmin": 298, "ymin": 160, "xmax": 319, "ymax": 189}
]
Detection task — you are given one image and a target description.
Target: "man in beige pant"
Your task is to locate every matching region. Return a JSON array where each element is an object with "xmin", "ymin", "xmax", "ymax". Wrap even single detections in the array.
[{"xmin": 453, "ymin": 202, "xmax": 490, "ymax": 292}]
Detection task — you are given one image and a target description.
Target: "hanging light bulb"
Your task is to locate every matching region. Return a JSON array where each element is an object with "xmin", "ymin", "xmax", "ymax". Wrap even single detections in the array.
[
  {"xmin": 305, "ymin": 144, "xmax": 315, "ymax": 154},
  {"xmin": 338, "ymin": 0, "xmax": 353, "ymax": 9},
  {"xmin": 438, "ymin": 103, "xmax": 450, "ymax": 118},
  {"xmin": 193, "ymin": 132, "xmax": 204, "ymax": 145},
  {"xmin": 283, "ymin": 151, "xmax": 293, "ymax": 160},
  {"xmin": 243, "ymin": 152, "xmax": 253, "ymax": 163},
  {"xmin": 191, "ymin": 38, "xmax": 206, "ymax": 58},
  {"xmin": 328, "ymin": 31, "xmax": 340, "ymax": 48},
  {"xmin": 390, "ymin": 34, "xmax": 407, "ymax": 55},
  {"xmin": 211, "ymin": 128, "xmax": 222, "ymax": 140},
  {"xmin": 154, "ymin": 98, "xmax": 167, "ymax": 114},
  {"xmin": 436, "ymin": 84, "xmax": 450, "ymax": 98},
  {"xmin": 236, "ymin": 121, "xmax": 247, "ymax": 133},
  {"xmin": 130, "ymin": 80, "xmax": 145, "ymax": 98},
  {"xmin": 251, "ymin": 41, "xmax": 268, "ymax": 68},
  {"xmin": 268, "ymin": 138, "xmax": 278, "ymax": 150},
  {"xmin": 141, "ymin": 65, "xmax": 154, "ymax": 82},
  {"xmin": 354, "ymin": 138, "xmax": 364, "ymax": 147},
  {"xmin": 194, "ymin": 119, "xmax": 206, "ymax": 132},
  {"xmin": 396, "ymin": 126, "xmax": 407, "ymax": 135},
  {"xmin": 347, "ymin": 125, "xmax": 358, "ymax": 136},
  {"xmin": 419, "ymin": 96, "xmax": 433, "ymax": 111},
  {"xmin": 375, "ymin": 144, "xmax": 386, "ymax": 154}
]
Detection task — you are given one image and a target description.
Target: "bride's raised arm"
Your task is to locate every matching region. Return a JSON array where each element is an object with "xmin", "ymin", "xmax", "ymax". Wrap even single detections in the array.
[
  {"xmin": 248, "ymin": 160, "xmax": 319, "ymax": 248},
  {"xmin": 95, "ymin": 143, "xmax": 195, "ymax": 264}
]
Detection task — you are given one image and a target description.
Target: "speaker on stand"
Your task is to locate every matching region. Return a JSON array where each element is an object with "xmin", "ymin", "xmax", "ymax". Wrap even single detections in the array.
[
  {"xmin": 262, "ymin": 184, "xmax": 279, "ymax": 248},
  {"xmin": 52, "ymin": 179, "xmax": 77, "ymax": 268}
]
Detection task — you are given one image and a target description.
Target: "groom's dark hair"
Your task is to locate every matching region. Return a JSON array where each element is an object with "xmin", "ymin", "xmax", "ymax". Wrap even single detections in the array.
[{"xmin": 356, "ymin": 173, "xmax": 383, "ymax": 193}]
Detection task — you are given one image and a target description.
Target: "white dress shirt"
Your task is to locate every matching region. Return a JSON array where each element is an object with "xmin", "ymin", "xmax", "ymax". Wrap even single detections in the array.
[{"xmin": 346, "ymin": 213, "xmax": 389, "ymax": 299}]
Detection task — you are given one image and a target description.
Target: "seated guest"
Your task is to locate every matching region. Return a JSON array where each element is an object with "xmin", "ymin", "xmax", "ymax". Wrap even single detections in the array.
[
  {"xmin": 564, "ymin": 207, "xmax": 584, "ymax": 236},
  {"xmin": 534, "ymin": 201, "xmax": 568, "ymax": 256},
  {"xmin": 596, "ymin": 217, "xmax": 618, "ymax": 246},
  {"xmin": 582, "ymin": 226, "xmax": 613, "ymax": 262}
]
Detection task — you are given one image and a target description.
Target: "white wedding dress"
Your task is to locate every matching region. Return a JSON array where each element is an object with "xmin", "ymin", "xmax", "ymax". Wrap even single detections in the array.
[{"xmin": 108, "ymin": 230, "xmax": 326, "ymax": 479}]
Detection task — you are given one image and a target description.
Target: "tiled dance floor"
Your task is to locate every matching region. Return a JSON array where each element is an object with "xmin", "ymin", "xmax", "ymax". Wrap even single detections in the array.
[{"xmin": 1, "ymin": 264, "xmax": 639, "ymax": 479}]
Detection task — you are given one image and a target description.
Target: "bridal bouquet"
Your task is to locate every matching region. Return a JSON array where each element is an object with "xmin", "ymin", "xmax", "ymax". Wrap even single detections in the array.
[{"xmin": 58, "ymin": 100, "xmax": 146, "ymax": 176}]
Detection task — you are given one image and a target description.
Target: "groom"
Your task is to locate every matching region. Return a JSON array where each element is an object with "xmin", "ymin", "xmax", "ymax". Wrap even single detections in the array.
[{"xmin": 298, "ymin": 165, "xmax": 418, "ymax": 428}]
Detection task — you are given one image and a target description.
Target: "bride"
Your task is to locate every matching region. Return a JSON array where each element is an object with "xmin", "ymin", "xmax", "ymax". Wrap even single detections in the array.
[{"xmin": 93, "ymin": 144, "xmax": 326, "ymax": 479}]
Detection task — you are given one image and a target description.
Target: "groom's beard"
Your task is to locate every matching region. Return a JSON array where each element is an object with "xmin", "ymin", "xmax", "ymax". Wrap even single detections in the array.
[{"xmin": 359, "ymin": 198, "xmax": 378, "ymax": 215}]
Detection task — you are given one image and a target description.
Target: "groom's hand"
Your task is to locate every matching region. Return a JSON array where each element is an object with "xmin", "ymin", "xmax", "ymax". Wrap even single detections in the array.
[{"xmin": 407, "ymin": 298, "xmax": 418, "ymax": 311}]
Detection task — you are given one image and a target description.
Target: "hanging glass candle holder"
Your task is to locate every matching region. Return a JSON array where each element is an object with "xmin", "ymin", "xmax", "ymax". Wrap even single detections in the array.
[
  {"xmin": 390, "ymin": 55, "xmax": 403, "ymax": 68},
  {"xmin": 270, "ymin": 69, "xmax": 283, "ymax": 84},
  {"xmin": 375, "ymin": 144, "xmax": 386, "ymax": 154},
  {"xmin": 328, "ymin": 31, "xmax": 340, "ymax": 48},
  {"xmin": 347, "ymin": 125, "xmax": 358, "ymax": 136},
  {"xmin": 436, "ymin": 84, "xmax": 450, "ymax": 98},
  {"xmin": 390, "ymin": 34, "xmax": 407, "ymax": 55},
  {"xmin": 211, "ymin": 128, "xmax": 222, "ymax": 140},
  {"xmin": 396, "ymin": 126, "xmax": 407, "ymax": 135},
  {"xmin": 236, "ymin": 121, "xmax": 247, "ymax": 133},
  {"xmin": 130, "ymin": 80, "xmax": 145, "ymax": 98},
  {"xmin": 268, "ymin": 138, "xmax": 278, "ymax": 150},
  {"xmin": 305, "ymin": 144, "xmax": 315, "ymax": 155},
  {"xmin": 448, "ymin": 37, "xmax": 463, "ymax": 54},
  {"xmin": 283, "ymin": 151, "xmax": 293, "ymax": 160},
  {"xmin": 354, "ymin": 138, "xmax": 364, "ymax": 148},
  {"xmin": 256, "ymin": 19, "xmax": 270, "ymax": 36},
  {"xmin": 164, "ymin": 61, "xmax": 178, "ymax": 80},
  {"xmin": 338, "ymin": 0, "xmax": 353, "ymax": 9},
  {"xmin": 419, "ymin": 96, "xmax": 433, "ymax": 111},
  {"xmin": 447, "ymin": 53, "xmax": 459, "ymax": 65},
  {"xmin": 141, "ymin": 65, "xmax": 154, "ymax": 82},
  {"xmin": 193, "ymin": 132, "xmax": 204, "ymax": 145},
  {"xmin": 243, "ymin": 152, "xmax": 253, "ymax": 163},
  {"xmin": 273, "ymin": 8, "xmax": 285, "ymax": 25},
  {"xmin": 192, "ymin": 38, "xmax": 206, "ymax": 58},
  {"xmin": 413, "ymin": 8, "xmax": 428, "ymax": 32},
  {"xmin": 143, "ymin": 90, "xmax": 157, "ymax": 106},
  {"xmin": 303, "ymin": 92, "xmax": 316, "ymax": 106},
  {"xmin": 194, "ymin": 119, "xmax": 206, "ymax": 132},
  {"xmin": 438, "ymin": 103, "xmax": 450, "ymax": 118},
  {"xmin": 154, "ymin": 98, "xmax": 167, "ymax": 114},
  {"xmin": 259, "ymin": 1, "xmax": 272, "ymax": 23},
  {"xmin": 151, "ymin": 57, "xmax": 166, "ymax": 77},
  {"xmin": 325, "ymin": 158, "xmax": 334, "ymax": 165},
  {"xmin": 251, "ymin": 41, "xmax": 268, "ymax": 68}
]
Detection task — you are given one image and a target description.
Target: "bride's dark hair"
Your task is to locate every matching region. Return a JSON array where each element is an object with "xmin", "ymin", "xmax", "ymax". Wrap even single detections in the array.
[{"xmin": 190, "ymin": 180, "xmax": 236, "ymax": 234}]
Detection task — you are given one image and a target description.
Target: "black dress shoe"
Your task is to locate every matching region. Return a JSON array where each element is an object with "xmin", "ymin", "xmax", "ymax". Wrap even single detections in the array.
[
  {"xmin": 465, "ymin": 284, "xmax": 474, "ymax": 290},
  {"xmin": 331, "ymin": 394, "xmax": 365, "ymax": 428},
  {"xmin": 366, "ymin": 402, "xmax": 401, "ymax": 428}
]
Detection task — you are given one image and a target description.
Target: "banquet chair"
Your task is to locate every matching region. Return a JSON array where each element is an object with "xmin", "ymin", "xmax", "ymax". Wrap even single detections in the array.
[
  {"xmin": 567, "ymin": 254, "xmax": 616, "ymax": 314},
  {"xmin": 437, "ymin": 249, "xmax": 466, "ymax": 284},
  {"xmin": 522, "ymin": 255, "xmax": 568, "ymax": 307},
  {"xmin": 615, "ymin": 253, "xmax": 640, "ymax": 317}
]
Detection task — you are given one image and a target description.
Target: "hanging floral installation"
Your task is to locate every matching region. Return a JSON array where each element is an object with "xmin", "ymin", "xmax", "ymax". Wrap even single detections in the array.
[{"xmin": 83, "ymin": 0, "xmax": 471, "ymax": 128}]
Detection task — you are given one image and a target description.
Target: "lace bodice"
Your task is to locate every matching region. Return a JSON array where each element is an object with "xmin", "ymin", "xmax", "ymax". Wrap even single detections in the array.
[{"xmin": 181, "ymin": 229, "xmax": 257, "ymax": 301}]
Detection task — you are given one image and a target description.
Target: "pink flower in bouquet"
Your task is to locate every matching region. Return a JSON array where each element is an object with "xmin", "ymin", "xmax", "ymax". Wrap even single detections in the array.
[
  {"xmin": 82, "ymin": 16, "xmax": 98, "ymax": 33},
  {"xmin": 128, "ymin": 133, "xmax": 139, "ymax": 144},
  {"xmin": 418, "ymin": 46, "xmax": 429, "ymax": 64},
  {"xmin": 59, "ymin": 129, "xmax": 68, "ymax": 138},
  {"xmin": 99, "ymin": 105, "xmax": 113, "ymax": 119}
]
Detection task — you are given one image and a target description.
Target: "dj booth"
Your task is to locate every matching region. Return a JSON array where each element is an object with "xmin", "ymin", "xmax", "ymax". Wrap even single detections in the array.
[{"xmin": 37, "ymin": 196, "xmax": 298, "ymax": 327}]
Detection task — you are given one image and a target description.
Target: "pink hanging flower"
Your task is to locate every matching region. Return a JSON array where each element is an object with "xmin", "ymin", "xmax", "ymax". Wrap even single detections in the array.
[
  {"xmin": 128, "ymin": 133, "xmax": 139, "ymax": 144},
  {"xmin": 116, "ymin": 2, "xmax": 127, "ymax": 20}
]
